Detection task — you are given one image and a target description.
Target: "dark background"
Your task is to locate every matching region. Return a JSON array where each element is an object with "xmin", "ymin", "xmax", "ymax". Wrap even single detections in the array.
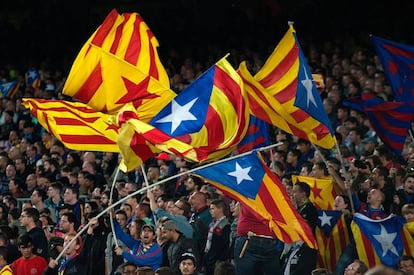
[{"xmin": 0, "ymin": 0, "xmax": 412, "ymax": 72}]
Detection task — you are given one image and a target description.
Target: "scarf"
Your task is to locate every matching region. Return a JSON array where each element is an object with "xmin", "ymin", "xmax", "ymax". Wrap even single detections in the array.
[{"xmin": 204, "ymin": 216, "xmax": 228, "ymax": 253}]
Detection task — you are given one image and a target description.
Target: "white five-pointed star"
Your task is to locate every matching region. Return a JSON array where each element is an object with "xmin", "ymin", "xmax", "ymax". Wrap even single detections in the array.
[
  {"xmin": 2, "ymin": 83, "xmax": 12, "ymax": 90},
  {"xmin": 373, "ymin": 224, "xmax": 398, "ymax": 257},
  {"xmin": 155, "ymin": 98, "xmax": 198, "ymax": 133},
  {"xmin": 300, "ymin": 65, "xmax": 317, "ymax": 108},
  {"xmin": 318, "ymin": 211, "xmax": 333, "ymax": 227},
  {"xmin": 227, "ymin": 162, "xmax": 253, "ymax": 185},
  {"xmin": 28, "ymin": 71, "xmax": 38, "ymax": 79}
]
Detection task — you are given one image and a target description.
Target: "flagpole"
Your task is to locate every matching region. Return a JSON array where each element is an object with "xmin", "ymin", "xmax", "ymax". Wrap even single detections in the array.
[
  {"xmin": 54, "ymin": 142, "xmax": 282, "ymax": 262},
  {"xmin": 109, "ymin": 166, "xmax": 120, "ymax": 247},
  {"xmin": 334, "ymin": 142, "xmax": 355, "ymax": 213}
]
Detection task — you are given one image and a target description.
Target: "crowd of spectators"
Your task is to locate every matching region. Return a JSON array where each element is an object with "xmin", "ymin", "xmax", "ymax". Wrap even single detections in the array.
[{"xmin": 1, "ymin": 28, "xmax": 414, "ymax": 275}]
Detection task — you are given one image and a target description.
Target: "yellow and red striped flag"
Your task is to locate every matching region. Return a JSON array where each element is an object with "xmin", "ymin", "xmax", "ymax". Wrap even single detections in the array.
[
  {"xmin": 22, "ymin": 98, "xmax": 120, "ymax": 152},
  {"xmin": 63, "ymin": 9, "xmax": 175, "ymax": 120},
  {"xmin": 194, "ymin": 151, "xmax": 316, "ymax": 248},
  {"xmin": 117, "ymin": 57, "xmax": 250, "ymax": 171},
  {"xmin": 239, "ymin": 24, "xmax": 336, "ymax": 149},
  {"xmin": 315, "ymin": 210, "xmax": 350, "ymax": 271},
  {"xmin": 292, "ymin": 175, "xmax": 337, "ymax": 210}
]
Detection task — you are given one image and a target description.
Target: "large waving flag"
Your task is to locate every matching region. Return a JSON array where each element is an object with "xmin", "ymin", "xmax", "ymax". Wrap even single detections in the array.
[
  {"xmin": 117, "ymin": 57, "xmax": 249, "ymax": 171},
  {"xmin": 362, "ymin": 93, "xmax": 414, "ymax": 155},
  {"xmin": 194, "ymin": 150, "xmax": 316, "ymax": 248},
  {"xmin": 292, "ymin": 175, "xmax": 337, "ymax": 210},
  {"xmin": 22, "ymin": 98, "xmax": 121, "ymax": 152},
  {"xmin": 25, "ymin": 69, "xmax": 41, "ymax": 88},
  {"xmin": 344, "ymin": 93, "xmax": 414, "ymax": 155},
  {"xmin": 238, "ymin": 24, "xmax": 336, "ymax": 149},
  {"xmin": 0, "ymin": 81, "xmax": 20, "ymax": 99},
  {"xmin": 315, "ymin": 210, "xmax": 350, "ymax": 271},
  {"xmin": 371, "ymin": 35, "xmax": 414, "ymax": 102},
  {"xmin": 63, "ymin": 9, "xmax": 175, "ymax": 119},
  {"xmin": 351, "ymin": 213, "xmax": 414, "ymax": 268},
  {"xmin": 236, "ymin": 115, "xmax": 270, "ymax": 154}
]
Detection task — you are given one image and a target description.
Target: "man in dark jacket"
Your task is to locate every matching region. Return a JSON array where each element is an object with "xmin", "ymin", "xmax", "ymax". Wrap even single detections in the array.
[
  {"xmin": 282, "ymin": 181, "xmax": 318, "ymax": 275},
  {"xmin": 162, "ymin": 220, "xmax": 198, "ymax": 275}
]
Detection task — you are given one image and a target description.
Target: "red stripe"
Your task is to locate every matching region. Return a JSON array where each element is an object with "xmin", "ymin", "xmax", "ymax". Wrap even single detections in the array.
[
  {"xmin": 361, "ymin": 233, "xmax": 376, "ymax": 267},
  {"xmin": 91, "ymin": 9, "xmax": 118, "ymax": 47},
  {"xmin": 290, "ymin": 109, "xmax": 308, "ymax": 123},
  {"xmin": 54, "ymin": 117, "xmax": 99, "ymax": 125},
  {"xmin": 204, "ymin": 105, "xmax": 225, "ymax": 148},
  {"xmin": 130, "ymin": 133, "xmax": 154, "ymax": 160},
  {"xmin": 147, "ymin": 29, "xmax": 159, "ymax": 80},
  {"xmin": 74, "ymin": 62, "xmax": 103, "ymax": 103},
  {"xmin": 257, "ymin": 182, "xmax": 293, "ymax": 243},
  {"xmin": 383, "ymin": 43, "xmax": 414, "ymax": 59},
  {"xmin": 60, "ymin": 134, "xmax": 116, "ymax": 144},
  {"xmin": 213, "ymin": 66, "xmax": 248, "ymax": 145},
  {"xmin": 259, "ymin": 45, "xmax": 299, "ymax": 89},
  {"xmin": 42, "ymin": 112, "xmax": 54, "ymax": 135},
  {"xmin": 125, "ymin": 14, "xmax": 142, "ymax": 66},
  {"xmin": 110, "ymin": 13, "xmax": 129, "ymax": 54},
  {"xmin": 273, "ymin": 79, "xmax": 298, "ymax": 103}
]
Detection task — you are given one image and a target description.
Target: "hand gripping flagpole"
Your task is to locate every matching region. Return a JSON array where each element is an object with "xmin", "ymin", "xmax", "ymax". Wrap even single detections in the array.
[{"xmin": 55, "ymin": 142, "xmax": 282, "ymax": 263}]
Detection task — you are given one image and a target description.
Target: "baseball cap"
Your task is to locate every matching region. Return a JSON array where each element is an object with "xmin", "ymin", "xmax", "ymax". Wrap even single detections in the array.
[
  {"xmin": 162, "ymin": 220, "xmax": 179, "ymax": 232},
  {"xmin": 155, "ymin": 152, "xmax": 169, "ymax": 161},
  {"xmin": 57, "ymin": 203, "xmax": 72, "ymax": 211},
  {"xmin": 179, "ymin": 252, "xmax": 197, "ymax": 265},
  {"xmin": 141, "ymin": 223, "xmax": 156, "ymax": 234}
]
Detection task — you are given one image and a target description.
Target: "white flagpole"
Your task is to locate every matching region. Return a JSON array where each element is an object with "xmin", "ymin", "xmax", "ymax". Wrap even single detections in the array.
[{"xmin": 55, "ymin": 142, "xmax": 281, "ymax": 262}]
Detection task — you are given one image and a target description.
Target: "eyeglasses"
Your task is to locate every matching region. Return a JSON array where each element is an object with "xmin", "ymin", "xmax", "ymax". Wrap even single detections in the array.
[{"xmin": 174, "ymin": 203, "xmax": 183, "ymax": 210}]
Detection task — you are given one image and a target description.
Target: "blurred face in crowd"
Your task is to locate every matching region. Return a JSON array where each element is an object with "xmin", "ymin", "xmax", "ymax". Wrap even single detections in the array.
[
  {"xmin": 19, "ymin": 243, "xmax": 34, "ymax": 259},
  {"xmin": 404, "ymin": 176, "xmax": 414, "ymax": 195},
  {"xmin": 116, "ymin": 213, "xmax": 128, "ymax": 229},
  {"xmin": 179, "ymin": 259, "xmax": 196, "ymax": 275},
  {"xmin": 334, "ymin": 196, "xmax": 348, "ymax": 212}
]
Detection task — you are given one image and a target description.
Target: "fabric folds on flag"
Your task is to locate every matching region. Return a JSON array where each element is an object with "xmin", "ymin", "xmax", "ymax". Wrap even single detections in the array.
[
  {"xmin": 193, "ymin": 151, "xmax": 316, "ymax": 248},
  {"xmin": 117, "ymin": 57, "xmax": 249, "ymax": 171},
  {"xmin": 238, "ymin": 24, "xmax": 336, "ymax": 149},
  {"xmin": 371, "ymin": 35, "xmax": 414, "ymax": 102},
  {"xmin": 25, "ymin": 69, "xmax": 41, "ymax": 88},
  {"xmin": 63, "ymin": 9, "xmax": 175, "ymax": 118},
  {"xmin": 22, "ymin": 98, "xmax": 120, "ymax": 152},
  {"xmin": 0, "ymin": 81, "xmax": 20, "ymax": 99},
  {"xmin": 351, "ymin": 213, "xmax": 414, "ymax": 268},
  {"xmin": 315, "ymin": 210, "xmax": 350, "ymax": 271},
  {"xmin": 291, "ymin": 175, "xmax": 337, "ymax": 210},
  {"xmin": 236, "ymin": 115, "xmax": 270, "ymax": 154},
  {"xmin": 362, "ymin": 93, "xmax": 414, "ymax": 155},
  {"xmin": 344, "ymin": 93, "xmax": 414, "ymax": 155}
]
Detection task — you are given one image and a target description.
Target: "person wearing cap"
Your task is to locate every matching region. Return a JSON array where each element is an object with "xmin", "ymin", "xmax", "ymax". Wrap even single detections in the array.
[
  {"xmin": 155, "ymin": 152, "xmax": 174, "ymax": 178},
  {"xmin": 161, "ymin": 220, "xmax": 197, "ymax": 275},
  {"xmin": 179, "ymin": 252, "xmax": 199, "ymax": 275},
  {"xmin": 361, "ymin": 136, "xmax": 378, "ymax": 156},
  {"xmin": 114, "ymin": 220, "xmax": 162, "ymax": 271}
]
